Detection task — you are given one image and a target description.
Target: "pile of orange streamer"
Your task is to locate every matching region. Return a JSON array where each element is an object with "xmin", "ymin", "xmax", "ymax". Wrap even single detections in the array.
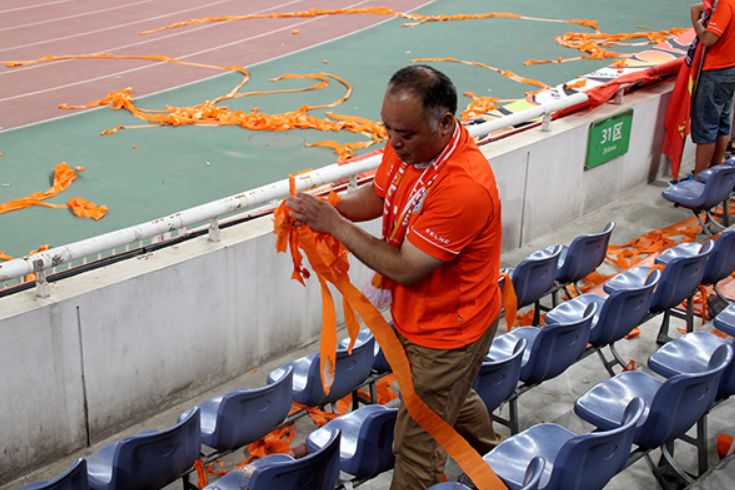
[
  {"xmin": 2, "ymin": 54, "xmax": 386, "ymax": 161},
  {"xmin": 525, "ymin": 28, "xmax": 688, "ymax": 65},
  {"xmin": 0, "ymin": 163, "xmax": 108, "ymax": 220},
  {"xmin": 273, "ymin": 186, "xmax": 506, "ymax": 489},
  {"xmin": 140, "ymin": 7, "xmax": 598, "ymax": 34}
]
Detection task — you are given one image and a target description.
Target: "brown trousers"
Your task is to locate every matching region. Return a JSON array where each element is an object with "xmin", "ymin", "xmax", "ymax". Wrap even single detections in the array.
[{"xmin": 390, "ymin": 318, "xmax": 501, "ymax": 490}]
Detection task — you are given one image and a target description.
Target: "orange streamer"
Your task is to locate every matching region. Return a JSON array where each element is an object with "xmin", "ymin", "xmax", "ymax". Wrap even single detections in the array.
[
  {"xmin": 140, "ymin": 8, "xmax": 598, "ymax": 35},
  {"xmin": 273, "ymin": 199, "xmax": 505, "ymax": 488},
  {"xmin": 415, "ymin": 57, "xmax": 549, "ymax": 90},
  {"xmin": 0, "ymin": 163, "xmax": 108, "ymax": 220},
  {"xmin": 244, "ymin": 424, "xmax": 296, "ymax": 464},
  {"xmin": 193, "ymin": 459, "xmax": 208, "ymax": 489},
  {"xmin": 499, "ymin": 272, "xmax": 517, "ymax": 331},
  {"xmin": 1, "ymin": 53, "xmax": 385, "ymax": 159}
]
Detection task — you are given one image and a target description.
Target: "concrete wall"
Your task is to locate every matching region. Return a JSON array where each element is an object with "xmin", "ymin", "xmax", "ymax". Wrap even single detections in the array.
[{"xmin": 0, "ymin": 81, "xmax": 687, "ymax": 483}]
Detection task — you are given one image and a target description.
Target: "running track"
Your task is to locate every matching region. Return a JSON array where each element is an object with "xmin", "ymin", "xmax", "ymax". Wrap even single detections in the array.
[{"xmin": 0, "ymin": 0, "xmax": 429, "ymax": 130}]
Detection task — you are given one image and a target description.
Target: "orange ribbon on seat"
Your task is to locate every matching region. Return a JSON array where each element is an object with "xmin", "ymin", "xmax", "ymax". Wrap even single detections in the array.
[
  {"xmin": 273, "ymin": 191, "xmax": 506, "ymax": 489},
  {"xmin": 499, "ymin": 271, "xmax": 517, "ymax": 331}
]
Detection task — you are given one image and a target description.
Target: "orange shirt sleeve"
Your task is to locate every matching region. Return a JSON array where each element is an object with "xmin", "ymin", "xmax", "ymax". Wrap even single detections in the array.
[
  {"xmin": 407, "ymin": 180, "xmax": 493, "ymax": 261},
  {"xmin": 706, "ymin": 2, "xmax": 732, "ymax": 37}
]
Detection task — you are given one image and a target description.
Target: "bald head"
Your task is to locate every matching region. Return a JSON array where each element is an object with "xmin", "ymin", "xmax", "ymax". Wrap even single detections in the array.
[{"xmin": 387, "ymin": 65, "xmax": 457, "ymax": 125}]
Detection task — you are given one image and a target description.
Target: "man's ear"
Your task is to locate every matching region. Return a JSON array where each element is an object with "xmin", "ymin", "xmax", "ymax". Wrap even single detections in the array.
[{"xmin": 439, "ymin": 112, "xmax": 455, "ymax": 134}]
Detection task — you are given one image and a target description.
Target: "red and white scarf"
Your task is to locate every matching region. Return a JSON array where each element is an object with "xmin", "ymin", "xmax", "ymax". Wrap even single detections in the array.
[{"xmin": 364, "ymin": 122, "xmax": 462, "ymax": 307}]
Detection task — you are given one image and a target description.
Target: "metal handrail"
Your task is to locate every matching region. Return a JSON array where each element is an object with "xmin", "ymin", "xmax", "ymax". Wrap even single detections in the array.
[{"xmin": 0, "ymin": 92, "xmax": 589, "ymax": 294}]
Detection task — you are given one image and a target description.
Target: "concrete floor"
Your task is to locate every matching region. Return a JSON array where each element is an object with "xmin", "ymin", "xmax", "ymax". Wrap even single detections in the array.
[{"xmin": 5, "ymin": 179, "xmax": 734, "ymax": 489}]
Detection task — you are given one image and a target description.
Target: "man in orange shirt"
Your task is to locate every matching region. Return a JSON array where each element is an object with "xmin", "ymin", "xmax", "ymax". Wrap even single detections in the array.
[
  {"xmin": 691, "ymin": 0, "xmax": 735, "ymax": 174},
  {"xmin": 287, "ymin": 65, "xmax": 502, "ymax": 489}
]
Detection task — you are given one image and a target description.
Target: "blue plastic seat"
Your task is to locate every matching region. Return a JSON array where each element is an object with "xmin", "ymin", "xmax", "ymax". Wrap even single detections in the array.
[
  {"xmin": 474, "ymin": 338, "xmax": 526, "ymax": 413},
  {"xmin": 662, "ymin": 165, "xmax": 735, "ymax": 234},
  {"xmin": 701, "ymin": 229, "xmax": 735, "ymax": 287},
  {"xmin": 575, "ymin": 345, "xmax": 731, "ymax": 449},
  {"xmin": 180, "ymin": 366, "xmax": 293, "ymax": 452},
  {"xmin": 339, "ymin": 328, "xmax": 390, "ymax": 374},
  {"xmin": 268, "ymin": 332, "xmax": 375, "ymax": 406},
  {"xmin": 203, "ymin": 430, "xmax": 341, "ymax": 490},
  {"xmin": 604, "ymin": 240, "xmax": 713, "ymax": 343},
  {"xmin": 504, "ymin": 245, "xmax": 563, "ymax": 324},
  {"xmin": 575, "ymin": 345, "xmax": 732, "ymax": 483},
  {"xmin": 489, "ymin": 303, "xmax": 596, "ymax": 385},
  {"xmin": 714, "ymin": 303, "xmax": 735, "ymax": 336},
  {"xmin": 545, "ymin": 270, "xmax": 660, "ymax": 374},
  {"xmin": 86, "ymin": 408, "xmax": 201, "ymax": 490},
  {"xmin": 649, "ymin": 332, "xmax": 735, "ymax": 399},
  {"xmin": 428, "ymin": 457, "xmax": 544, "ymax": 490},
  {"xmin": 555, "ymin": 222, "xmax": 615, "ymax": 293},
  {"xmin": 485, "ymin": 398, "xmax": 644, "ymax": 490},
  {"xmin": 20, "ymin": 459, "xmax": 88, "ymax": 490},
  {"xmin": 306, "ymin": 404, "xmax": 397, "ymax": 479}
]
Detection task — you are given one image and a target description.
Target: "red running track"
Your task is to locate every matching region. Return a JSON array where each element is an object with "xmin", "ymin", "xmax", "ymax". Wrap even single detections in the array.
[{"xmin": 0, "ymin": 0, "xmax": 429, "ymax": 130}]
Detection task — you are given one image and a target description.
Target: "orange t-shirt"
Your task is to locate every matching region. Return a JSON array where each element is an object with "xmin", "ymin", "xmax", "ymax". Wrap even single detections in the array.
[
  {"xmin": 704, "ymin": 0, "xmax": 735, "ymax": 70},
  {"xmin": 373, "ymin": 125, "xmax": 502, "ymax": 349}
]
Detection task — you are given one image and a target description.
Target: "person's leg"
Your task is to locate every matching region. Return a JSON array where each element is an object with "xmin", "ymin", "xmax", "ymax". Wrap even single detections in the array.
[
  {"xmin": 390, "ymin": 319, "xmax": 499, "ymax": 490},
  {"xmin": 696, "ymin": 142, "xmax": 717, "ymax": 173},
  {"xmin": 712, "ymin": 134, "xmax": 731, "ymax": 166},
  {"xmin": 709, "ymin": 68, "xmax": 735, "ymax": 166},
  {"xmin": 691, "ymin": 71, "xmax": 720, "ymax": 175}
]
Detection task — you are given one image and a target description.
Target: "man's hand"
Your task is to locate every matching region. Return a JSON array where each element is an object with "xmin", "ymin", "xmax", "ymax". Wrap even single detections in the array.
[{"xmin": 286, "ymin": 192, "xmax": 345, "ymax": 234}]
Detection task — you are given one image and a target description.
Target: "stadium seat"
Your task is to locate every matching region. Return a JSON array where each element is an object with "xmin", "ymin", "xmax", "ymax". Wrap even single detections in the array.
[
  {"xmin": 485, "ymin": 398, "xmax": 644, "ymax": 490},
  {"xmin": 180, "ymin": 366, "xmax": 293, "ymax": 452},
  {"xmin": 545, "ymin": 270, "xmax": 660, "ymax": 374},
  {"xmin": 429, "ymin": 457, "xmax": 544, "ymax": 490},
  {"xmin": 649, "ymin": 332, "xmax": 735, "ymax": 399},
  {"xmin": 490, "ymin": 303, "xmax": 596, "ymax": 385},
  {"xmin": 503, "ymin": 245, "xmax": 563, "ymax": 324},
  {"xmin": 339, "ymin": 328, "xmax": 390, "ymax": 374},
  {"xmin": 662, "ymin": 165, "xmax": 735, "ymax": 235},
  {"xmin": 603, "ymin": 240, "xmax": 713, "ymax": 344},
  {"xmin": 306, "ymin": 404, "xmax": 397, "ymax": 479},
  {"xmin": 555, "ymin": 222, "xmax": 615, "ymax": 296},
  {"xmin": 714, "ymin": 303, "xmax": 735, "ymax": 336},
  {"xmin": 268, "ymin": 332, "xmax": 375, "ymax": 406},
  {"xmin": 203, "ymin": 430, "xmax": 341, "ymax": 490},
  {"xmin": 86, "ymin": 408, "xmax": 201, "ymax": 490},
  {"xmin": 575, "ymin": 345, "xmax": 732, "ymax": 483},
  {"xmin": 474, "ymin": 338, "xmax": 526, "ymax": 413},
  {"xmin": 19, "ymin": 459, "xmax": 88, "ymax": 490}
]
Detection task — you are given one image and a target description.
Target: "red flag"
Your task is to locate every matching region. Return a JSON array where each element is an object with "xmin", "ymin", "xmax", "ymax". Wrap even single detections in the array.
[{"xmin": 662, "ymin": 0, "xmax": 715, "ymax": 180}]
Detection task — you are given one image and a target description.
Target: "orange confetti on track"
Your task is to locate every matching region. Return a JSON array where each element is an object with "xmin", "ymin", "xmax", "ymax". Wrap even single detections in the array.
[
  {"xmin": 3, "ymin": 54, "xmax": 385, "ymax": 160},
  {"xmin": 140, "ymin": 7, "xmax": 598, "ymax": 34}
]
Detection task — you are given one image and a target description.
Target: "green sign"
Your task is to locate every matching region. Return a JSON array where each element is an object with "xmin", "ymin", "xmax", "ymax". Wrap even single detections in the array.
[{"xmin": 585, "ymin": 109, "xmax": 633, "ymax": 170}]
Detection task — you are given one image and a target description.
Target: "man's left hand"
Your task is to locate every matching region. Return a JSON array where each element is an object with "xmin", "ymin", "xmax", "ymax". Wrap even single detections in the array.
[{"xmin": 285, "ymin": 192, "xmax": 344, "ymax": 234}]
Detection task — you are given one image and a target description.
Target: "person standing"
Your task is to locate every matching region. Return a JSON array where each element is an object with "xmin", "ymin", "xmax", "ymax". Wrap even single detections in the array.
[
  {"xmin": 691, "ymin": 0, "xmax": 735, "ymax": 175},
  {"xmin": 286, "ymin": 65, "xmax": 503, "ymax": 489}
]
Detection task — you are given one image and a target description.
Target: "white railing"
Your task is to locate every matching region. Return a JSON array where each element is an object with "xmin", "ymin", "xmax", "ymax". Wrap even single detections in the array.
[{"xmin": 0, "ymin": 92, "xmax": 589, "ymax": 296}]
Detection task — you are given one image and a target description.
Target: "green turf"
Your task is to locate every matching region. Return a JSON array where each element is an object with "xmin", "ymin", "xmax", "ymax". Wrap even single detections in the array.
[{"xmin": 0, "ymin": 0, "xmax": 690, "ymax": 257}]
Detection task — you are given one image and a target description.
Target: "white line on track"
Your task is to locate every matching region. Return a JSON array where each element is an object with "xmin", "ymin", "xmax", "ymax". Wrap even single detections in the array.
[
  {"xmin": 0, "ymin": 0, "xmax": 437, "ymax": 132},
  {"xmin": 0, "ymin": 0, "xmax": 305, "ymax": 78},
  {"xmin": 0, "ymin": 0, "xmax": 75, "ymax": 16},
  {"xmin": 0, "ymin": 0, "xmax": 239, "ymax": 53},
  {"xmin": 0, "ymin": 0, "xmax": 159, "ymax": 33}
]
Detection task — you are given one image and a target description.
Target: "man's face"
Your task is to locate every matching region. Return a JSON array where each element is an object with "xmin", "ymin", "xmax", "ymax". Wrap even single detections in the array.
[{"xmin": 380, "ymin": 88, "xmax": 454, "ymax": 165}]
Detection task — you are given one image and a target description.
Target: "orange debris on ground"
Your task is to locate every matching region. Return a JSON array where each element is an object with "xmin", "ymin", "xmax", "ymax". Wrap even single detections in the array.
[
  {"xmin": 0, "ymin": 163, "xmax": 108, "ymax": 221},
  {"xmin": 2, "ymin": 54, "xmax": 386, "ymax": 160},
  {"xmin": 139, "ymin": 7, "xmax": 684, "ymax": 68},
  {"xmin": 139, "ymin": 7, "xmax": 599, "ymax": 35},
  {"xmin": 526, "ymin": 28, "xmax": 688, "ymax": 65}
]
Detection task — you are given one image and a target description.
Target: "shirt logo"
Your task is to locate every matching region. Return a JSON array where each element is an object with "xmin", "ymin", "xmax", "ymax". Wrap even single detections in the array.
[{"xmin": 425, "ymin": 228, "xmax": 450, "ymax": 244}]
